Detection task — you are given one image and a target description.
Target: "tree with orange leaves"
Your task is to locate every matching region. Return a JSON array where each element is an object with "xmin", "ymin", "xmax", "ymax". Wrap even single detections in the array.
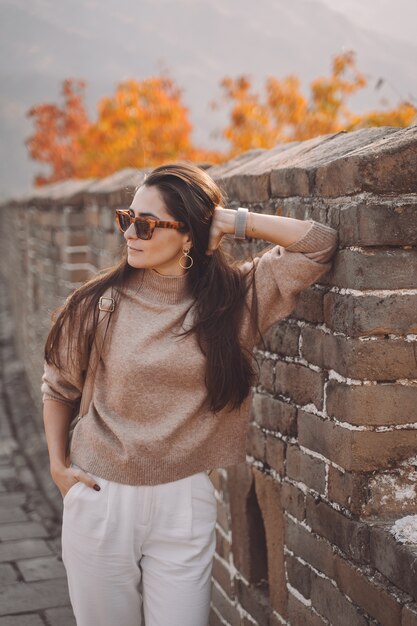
[
  {"xmin": 26, "ymin": 79, "xmax": 90, "ymax": 185},
  {"xmin": 26, "ymin": 76, "xmax": 222, "ymax": 186},
  {"xmin": 75, "ymin": 77, "xmax": 221, "ymax": 177},
  {"xmin": 213, "ymin": 51, "xmax": 416, "ymax": 157},
  {"xmin": 26, "ymin": 53, "xmax": 416, "ymax": 186}
]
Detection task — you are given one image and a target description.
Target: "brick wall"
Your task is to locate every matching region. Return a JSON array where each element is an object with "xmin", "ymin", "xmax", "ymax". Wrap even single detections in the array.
[{"xmin": 1, "ymin": 125, "xmax": 417, "ymax": 625}]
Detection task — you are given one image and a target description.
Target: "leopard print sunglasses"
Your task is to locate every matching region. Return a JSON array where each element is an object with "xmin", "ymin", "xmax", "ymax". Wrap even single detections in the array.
[{"xmin": 115, "ymin": 209, "xmax": 186, "ymax": 240}]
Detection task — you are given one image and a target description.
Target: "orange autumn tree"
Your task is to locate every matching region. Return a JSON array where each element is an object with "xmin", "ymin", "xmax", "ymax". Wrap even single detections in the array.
[
  {"xmin": 213, "ymin": 51, "xmax": 416, "ymax": 157},
  {"xmin": 27, "ymin": 53, "xmax": 416, "ymax": 186},
  {"xmin": 26, "ymin": 79, "xmax": 90, "ymax": 185},
  {"xmin": 75, "ymin": 77, "xmax": 221, "ymax": 177},
  {"xmin": 26, "ymin": 76, "xmax": 222, "ymax": 185}
]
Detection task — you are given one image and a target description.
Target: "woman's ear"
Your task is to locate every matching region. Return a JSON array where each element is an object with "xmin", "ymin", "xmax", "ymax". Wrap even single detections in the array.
[{"xmin": 182, "ymin": 233, "xmax": 193, "ymax": 249}]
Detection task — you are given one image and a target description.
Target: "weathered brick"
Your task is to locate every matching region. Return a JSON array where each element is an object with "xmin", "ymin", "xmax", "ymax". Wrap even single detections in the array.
[
  {"xmin": 269, "ymin": 612, "xmax": 288, "ymax": 626},
  {"xmin": 286, "ymin": 445, "xmax": 326, "ymax": 493},
  {"xmin": 324, "ymin": 291, "xmax": 417, "ymax": 336},
  {"xmin": 370, "ymin": 524, "xmax": 417, "ymax": 599},
  {"xmin": 282, "ymin": 481, "xmax": 306, "ymax": 521},
  {"xmin": 59, "ymin": 265, "xmax": 91, "ymax": 283},
  {"xmin": 331, "ymin": 248, "xmax": 417, "ymax": 290},
  {"xmin": 227, "ymin": 463, "xmax": 268, "ymax": 584},
  {"xmin": 270, "ymin": 128, "xmax": 395, "ymax": 199},
  {"xmin": 265, "ymin": 434, "xmax": 286, "ymax": 475},
  {"xmin": 246, "ymin": 422, "xmax": 266, "ymax": 460},
  {"xmin": 214, "ymin": 135, "xmax": 333, "ymax": 202},
  {"xmin": 301, "ymin": 326, "xmax": 417, "ymax": 381},
  {"xmin": 99, "ymin": 207, "xmax": 115, "ymax": 231},
  {"xmin": 259, "ymin": 359, "xmax": 275, "ymax": 394},
  {"xmin": 287, "ymin": 592, "xmax": 327, "ymax": 626},
  {"xmin": 333, "ymin": 553, "xmax": 403, "ymax": 626},
  {"xmin": 315, "ymin": 126, "xmax": 416, "ymax": 197},
  {"xmin": 212, "ymin": 556, "xmax": 234, "ymax": 598},
  {"xmin": 291, "ymin": 287, "xmax": 325, "ymax": 324},
  {"xmin": 235, "ymin": 578, "xmax": 271, "ymax": 626},
  {"xmin": 262, "ymin": 321, "xmax": 300, "ymax": 356},
  {"xmin": 252, "ymin": 393, "xmax": 297, "ymax": 436},
  {"xmin": 298, "ymin": 409, "xmax": 417, "ymax": 472},
  {"xmin": 253, "ymin": 467, "xmax": 287, "ymax": 616},
  {"xmin": 61, "ymin": 207, "xmax": 86, "ymax": 228},
  {"xmin": 216, "ymin": 499, "xmax": 230, "ymax": 534},
  {"xmin": 275, "ymin": 361, "xmax": 325, "ymax": 409},
  {"xmin": 310, "ymin": 570, "xmax": 367, "ymax": 626},
  {"xmin": 57, "ymin": 229, "xmax": 88, "ymax": 248},
  {"xmin": 211, "ymin": 583, "xmax": 241, "ymax": 626},
  {"xmin": 210, "ymin": 148, "xmax": 273, "ymax": 202},
  {"xmin": 362, "ymin": 469, "xmax": 417, "ymax": 518},
  {"xmin": 286, "ymin": 554, "xmax": 312, "ymax": 599},
  {"xmin": 403, "ymin": 603, "xmax": 417, "ymax": 626},
  {"xmin": 215, "ymin": 528, "xmax": 231, "ymax": 562},
  {"xmin": 326, "ymin": 380, "xmax": 417, "ymax": 426},
  {"xmin": 327, "ymin": 466, "xmax": 367, "ymax": 515},
  {"xmin": 306, "ymin": 496, "xmax": 370, "ymax": 563},
  {"xmin": 271, "ymin": 167, "xmax": 310, "ymax": 197},
  {"xmin": 338, "ymin": 198, "xmax": 417, "ymax": 247},
  {"xmin": 105, "ymin": 231, "xmax": 124, "ymax": 256},
  {"xmin": 285, "ymin": 517, "xmax": 335, "ymax": 579},
  {"xmin": 209, "ymin": 606, "xmax": 227, "ymax": 626}
]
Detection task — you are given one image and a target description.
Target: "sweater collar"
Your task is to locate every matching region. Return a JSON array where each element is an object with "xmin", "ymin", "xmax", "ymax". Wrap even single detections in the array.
[{"xmin": 127, "ymin": 267, "xmax": 191, "ymax": 305}]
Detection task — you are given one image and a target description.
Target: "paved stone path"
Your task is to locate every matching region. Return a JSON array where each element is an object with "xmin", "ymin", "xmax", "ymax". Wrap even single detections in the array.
[{"xmin": 0, "ymin": 280, "xmax": 76, "ymax": 625}]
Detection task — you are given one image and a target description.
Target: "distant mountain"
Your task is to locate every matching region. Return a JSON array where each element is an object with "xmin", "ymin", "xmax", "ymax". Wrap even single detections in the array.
[{"xmin": 0, "ymin": 0, "xmax": 416, "ymax": 199}]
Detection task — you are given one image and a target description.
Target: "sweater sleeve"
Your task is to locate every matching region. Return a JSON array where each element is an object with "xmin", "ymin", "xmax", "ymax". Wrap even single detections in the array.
[
  {"xmin": 41, "ymin": 305, "xmax": 88, "ymax": 410},
  {"xmin": 239, "ymin": 220, "xmax": 338, "ymax": 341}
]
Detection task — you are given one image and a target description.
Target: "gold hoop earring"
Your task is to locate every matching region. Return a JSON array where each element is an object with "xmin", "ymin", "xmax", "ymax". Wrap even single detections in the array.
[{"xmin": 179, "ymin": 248, "xmax": 193, "ymax": 269}]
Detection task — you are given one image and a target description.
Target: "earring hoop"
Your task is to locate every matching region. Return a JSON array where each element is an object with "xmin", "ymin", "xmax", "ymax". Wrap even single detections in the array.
[{"xmin": 179, "ymin": 248, "xmax": 193, "ymax": 269}]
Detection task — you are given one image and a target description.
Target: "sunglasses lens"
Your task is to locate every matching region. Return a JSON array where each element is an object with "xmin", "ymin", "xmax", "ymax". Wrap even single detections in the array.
[
  {"xmin": 116, "ymin": 211, "xmax": 153, "ymax": 239},
  {"xmin": 117, "ymin": 212, "xmax": 131, "ymax": 232},
  {"xmin": 135, "ymin": 220, "xmax": 152, "ymax": 240}
]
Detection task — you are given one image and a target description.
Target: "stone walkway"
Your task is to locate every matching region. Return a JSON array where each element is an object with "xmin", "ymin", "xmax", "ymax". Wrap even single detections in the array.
[{"xmin": 0, "ymin": 281, "xmax": 76, "ymax": 625}]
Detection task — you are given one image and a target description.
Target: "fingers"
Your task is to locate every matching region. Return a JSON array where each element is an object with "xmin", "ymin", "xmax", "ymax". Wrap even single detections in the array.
[
  {"xmin": 72, "ymin": 469, "xmax": 101, "ymax": 492},
  {"xmin": 206, "ymin": 234, "xmax": 223, "ymax": 255}
]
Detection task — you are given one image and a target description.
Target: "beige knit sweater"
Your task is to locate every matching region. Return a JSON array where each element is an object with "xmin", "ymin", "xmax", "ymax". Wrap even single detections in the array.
[{"xmin": 41, "ymin": 219, "xmax": 338, "ymax": 485}]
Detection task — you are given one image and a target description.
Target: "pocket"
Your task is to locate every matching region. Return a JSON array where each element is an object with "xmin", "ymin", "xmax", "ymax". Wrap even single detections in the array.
[
  {"xmin": 62, "ymin": 479, "xmax": 83, "ymax": 506},
  {"xmin": 190, "ymin": 472, "xmax": 217, "ymax": 537},
  {"xmin": 62, "ymin": 472, "xmax": 110, "ymax": 539},
  {"xmin": 191, "ymin": 472, "xmax": 216, "ymax": 506}
]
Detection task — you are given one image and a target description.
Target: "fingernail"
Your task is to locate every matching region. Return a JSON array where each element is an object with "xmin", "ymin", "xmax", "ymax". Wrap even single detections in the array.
[{"xmin": 93, "ymin": 484, "xmax": 101, "ymax": 491}]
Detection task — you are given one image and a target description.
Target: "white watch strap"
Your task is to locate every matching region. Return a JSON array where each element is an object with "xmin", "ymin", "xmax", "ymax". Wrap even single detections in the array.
[{"xmin": 234, "ymin": 207, "xmax": 248, "ymax": 240}]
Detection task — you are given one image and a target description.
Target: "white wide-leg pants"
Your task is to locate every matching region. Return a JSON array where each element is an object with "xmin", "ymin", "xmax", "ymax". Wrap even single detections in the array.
[{"xmin": 61, "ymin": 463, "xmax": 217, "ymax": 626}]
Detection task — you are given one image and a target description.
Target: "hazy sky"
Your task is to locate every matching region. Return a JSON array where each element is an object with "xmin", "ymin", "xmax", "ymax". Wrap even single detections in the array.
[
  {"xmin": 318, "ymin": 0, "xmax": 416, "ymax": 46},
  {"xmin": 0, "ymin": 0, "xmax": 416, "ymax": 199}
]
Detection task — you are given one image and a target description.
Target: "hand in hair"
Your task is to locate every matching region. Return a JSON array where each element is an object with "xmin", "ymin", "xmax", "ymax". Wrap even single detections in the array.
[{"xmin": 206, "ymin": 206, "xmax": 235, "ymax": 255}]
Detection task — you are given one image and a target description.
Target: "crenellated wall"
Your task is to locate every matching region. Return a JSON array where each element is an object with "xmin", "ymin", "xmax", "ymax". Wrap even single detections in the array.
[{"xmin": 1, "ymin": 125, "xmax": 417, "ymax": 625}]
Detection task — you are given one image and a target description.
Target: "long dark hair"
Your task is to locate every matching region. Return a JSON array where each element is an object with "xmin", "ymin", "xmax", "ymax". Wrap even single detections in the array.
[{"xmin": 44, "ymin": 162, "xmax": 266, "ymax": 413}]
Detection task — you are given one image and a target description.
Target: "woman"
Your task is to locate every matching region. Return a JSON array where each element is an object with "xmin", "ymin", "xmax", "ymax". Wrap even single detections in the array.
[{"xmin": 41, "ymin": 162, "xmax": 338, "ymax": 626}]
